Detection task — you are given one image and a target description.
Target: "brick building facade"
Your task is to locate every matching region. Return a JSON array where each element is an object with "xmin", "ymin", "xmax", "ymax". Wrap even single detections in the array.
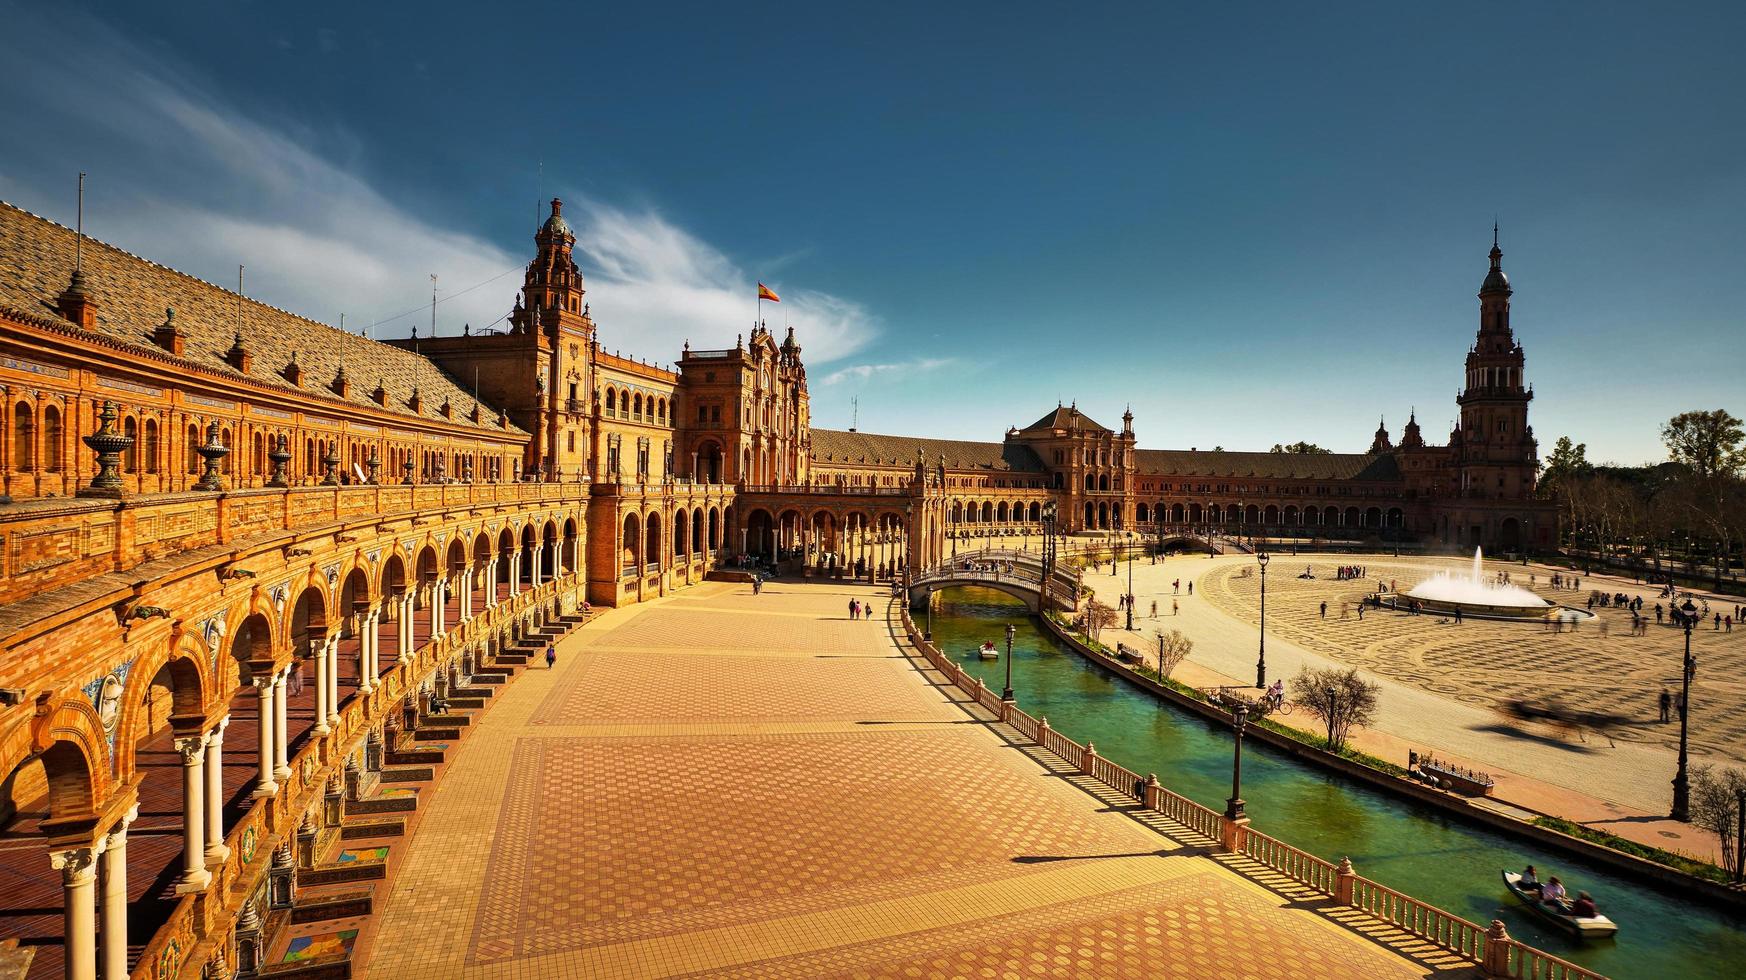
[{"xmin": 0, "ymin": 193, "xmax": 1550, "ymax": 979}]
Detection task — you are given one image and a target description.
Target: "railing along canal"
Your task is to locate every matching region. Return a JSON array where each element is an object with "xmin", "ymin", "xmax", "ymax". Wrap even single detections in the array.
[{"xmin": 895, "ymin": 600, "xmax": 1606, "ymax": 980}]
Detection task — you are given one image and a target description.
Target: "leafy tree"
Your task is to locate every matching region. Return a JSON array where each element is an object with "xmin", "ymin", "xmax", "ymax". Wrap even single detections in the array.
[
  {"xmin": 1082, "ymin": 599, "xmax": 1117, "ymax": 642},
  {"xmin": 1661, "ymin": 410, "xmax": 1746, "ymax": 586},
  {"xmin": 1270, "ymin": 442, "xmax": 1333, "ymax": 455},
  {"xmin": 1691, "ymin": 765, "xmax": 1746, "ymax": 879},
  {"xmin": 1539, "ymin": 436, "xmax": 1592, "ymax": 499},
  {"xmin": 1290, "ymin": 667, "xmax": 1380, "ymax": 752},
  {"xmin": 1150, "ymin": 629, "xmax": 1193, "ymax": 679},
  {"xmin": 1662, "ymin": 410, "xmax": 1746, "ymax": 481}
]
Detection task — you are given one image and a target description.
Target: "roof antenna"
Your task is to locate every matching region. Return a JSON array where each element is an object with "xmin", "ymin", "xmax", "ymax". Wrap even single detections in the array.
[
  {"xmin": 74, "ymin": 171, "xmax": 86, "ymax": 274},
  {"xmin": 1493, "ymin": 220, "xmax": 1499, "ymax": 247},
  {"xmin": 236, "ymin": 264, "xmax": 244, "ymax": 332},
  {"xmin": 340, "ymin": 312, "xmax": 346, "ymax": 335},
  {"xmin": 429, "ymin": 273, "xmax": 438, "ymax": 340},
  {"xmin": 850, "ymin": 396, "xmax": 858, "ymax": 433}
]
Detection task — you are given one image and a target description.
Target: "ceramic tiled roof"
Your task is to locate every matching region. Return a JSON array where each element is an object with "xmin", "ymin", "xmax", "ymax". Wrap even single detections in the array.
[
  {"xmin": 1022, "ymin": 404, "xmax": 1108, "ymax": 432},
  {"xmin": 811, "ymin": 429, "xmax": 1045, "ymax": 472},
  {"xmin": 0, "ymin": 201, "xmax": 520, "ymax": 435},
  {"xmin": 1135, "ymin": 449, "xmax": 1401, "ymax": 482}
]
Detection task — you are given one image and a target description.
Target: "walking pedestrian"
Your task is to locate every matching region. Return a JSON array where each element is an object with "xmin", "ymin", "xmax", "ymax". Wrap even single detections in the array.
[
  {"xmin": 545, "ymin": 645, "xmax": 557, "ymax": 670},
  {"xmin": 1187, "ymin": 582, "xmax": 1193, "ymax": 596},
  {"xmin": 849, "ymin": 598, "xmax": 859, "ymax": 620},
  {"xmin": 1150, "ymin": 599, "xmax": 1158, "ymax": 618},
  {"xmin": 1172, "ymin": 599, "xmax": 1179, "ymax": 616},
  {"xmin": 1320, "ymin": 601, "xmax": 1327, "ymax": 619}
]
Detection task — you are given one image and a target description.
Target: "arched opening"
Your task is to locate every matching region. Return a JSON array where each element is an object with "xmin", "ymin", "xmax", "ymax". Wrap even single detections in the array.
[
  {"xmin": 622, "ymin": 513, "xmax": 641, "ymax": 574},
  {"xmin": 674, "ymin": 509, "xmax": 690, "ymax": 560},
  {"xmin": 645, "ymin": 516, "xmax": 662, "ymax": 571}
]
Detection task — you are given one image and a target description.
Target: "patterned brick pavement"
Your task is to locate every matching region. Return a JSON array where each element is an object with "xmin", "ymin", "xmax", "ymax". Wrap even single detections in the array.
[{"xmin": 362, "ymin": 581, "xmax": 1455, "ymax": 979}]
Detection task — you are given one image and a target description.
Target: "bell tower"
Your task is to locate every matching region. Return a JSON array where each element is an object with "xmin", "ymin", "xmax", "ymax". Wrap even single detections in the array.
[
  {"xmin": 510, "ymin": 198, "xmax": 591, "ymax": 339},
  {"xmin": 1454, "ymin": 228, "xmax": 1537, "ymax": 500}
]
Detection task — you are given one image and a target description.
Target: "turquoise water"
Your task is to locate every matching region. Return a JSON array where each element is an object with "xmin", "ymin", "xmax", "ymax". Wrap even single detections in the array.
[{"xmin": 930, "ymin": 586, "xmax": 1746, "ymax": 980}]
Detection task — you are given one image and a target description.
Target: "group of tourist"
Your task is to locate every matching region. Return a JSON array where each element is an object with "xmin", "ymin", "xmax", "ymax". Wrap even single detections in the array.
[
  {"xmin": 847, "ymin": 598, "xmax": 876, "ymax": 620},
  {"xmin": 1334, "ymin": 564, "xmax": 1367, "ymax": 581},
  {"xmin": 1518, "ymin": 866, "xmax": 1600, "ymax": 919},
  {"xmin": 1170, "ymin": 579, "xmax": 1192, "ymax": 596},
  {"xmin": 1548, "ymin": 572, "xmax": 1581, "ymax": 590}
]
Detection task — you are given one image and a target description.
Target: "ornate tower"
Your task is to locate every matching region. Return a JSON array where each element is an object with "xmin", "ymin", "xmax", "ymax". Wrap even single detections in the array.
[
  {"xmin": 508, "ymin": 199, "xmax": 597, "ymax": 479},
  {"xmin": 1453, "ymin": 229, "xmax": 1538, "ymax": 501}
]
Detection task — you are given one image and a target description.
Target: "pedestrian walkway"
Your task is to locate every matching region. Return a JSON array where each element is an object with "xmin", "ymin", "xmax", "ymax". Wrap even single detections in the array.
[{"xmin": 362, "ymin": 581, "xmax": 1461, "ymax": 978}]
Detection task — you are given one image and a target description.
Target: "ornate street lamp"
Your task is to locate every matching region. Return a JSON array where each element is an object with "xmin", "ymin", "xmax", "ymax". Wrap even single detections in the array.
[
  {"xmin": 1256, "ymin": 552, "xmax": 1270, "ymax": 688},
  {"xmin": 1225, "ymin": 703, "xmax": 1249, "ymax": 821},
  {"xmin": 925, "ymin": 586, "xmax": 935, "ymax": 641},
  {"xmin": 1040, "ymin": 501, "xmax": 1058, "ymax": 610},
  {"xmin": 1002, "ymin": 622, "xmax": 1017, "ymax": 702},
  {"xmin": 1671, "ymin": 597, "xmax": 1699, "ymax": 821}
]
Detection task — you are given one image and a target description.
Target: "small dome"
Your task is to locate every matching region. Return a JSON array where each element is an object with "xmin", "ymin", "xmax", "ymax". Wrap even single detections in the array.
[{"xmin": 542, "ymin": 198, "xmax": 573, "ymax": 239}]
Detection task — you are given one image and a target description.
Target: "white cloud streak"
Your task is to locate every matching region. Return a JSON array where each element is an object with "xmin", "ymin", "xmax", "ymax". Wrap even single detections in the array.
[
  {"xmin": 0, "ymin": 8, "xmax": 877, "ymax": 365},
  {"xmin": 567, "ymin": 198, "xmax": 875, "ymax": 364},
  {"xmin": 819, "ymin": 357, "xmax": 953, "ymax": 386}
]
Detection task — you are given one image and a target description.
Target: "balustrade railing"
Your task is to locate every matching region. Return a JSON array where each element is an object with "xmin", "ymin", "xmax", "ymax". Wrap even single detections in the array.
[
  {"xmin": 1155, "ymin": 785, "xmax": 1224, "ymax": 841},
  {"xmin": 1239, "ymin": 827, "xmax": 1341, "ymax": 894},
  {"xmin": 1491, "ymin": 938, "xmax": 1607, "ymax": 980},
  {"xmin": 1348, "ymin": 877, "xmax": 1488, "ymax": 961}
]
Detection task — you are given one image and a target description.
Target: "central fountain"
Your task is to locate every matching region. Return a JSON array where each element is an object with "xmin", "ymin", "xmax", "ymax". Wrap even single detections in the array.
[{"xmin": 1396, "ymin": 548, "xmax": 1589, "ymax": 622}]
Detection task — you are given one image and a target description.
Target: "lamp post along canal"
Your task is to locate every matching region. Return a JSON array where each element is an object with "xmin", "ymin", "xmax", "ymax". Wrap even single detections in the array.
[
  {"xmin": 1672, "ymin": 597, "xmax": 1698, "ymax": 821},
  {"xmin": 1256, "ymin": 552, "xmax": 1270, "ymax": 688},
  {"xmin": 1125, "ymin": 527, "xmax": 1135, "ymax": 632},
  {"xmin": 1002, "ymin": 623, "xmax": 1016, "ymax": 702},
  {"xmin": 925, "ymin": 586, "xmax": 935, "ymax": 642},
  {"xmin": 1225, "ymin": 703, "xmax": 1248, "ymax": 821}
]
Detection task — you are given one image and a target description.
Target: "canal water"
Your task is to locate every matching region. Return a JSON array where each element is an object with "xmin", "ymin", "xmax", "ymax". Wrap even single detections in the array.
[{"xmin": 930, "ymin": 586, "xmax": 1746, "ymax": 980}]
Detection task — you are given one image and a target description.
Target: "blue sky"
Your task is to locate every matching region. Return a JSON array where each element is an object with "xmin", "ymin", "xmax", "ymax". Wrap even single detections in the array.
[{"xmin": 2, "ymin": 2, "xmax": 1742, "ymax": 464}]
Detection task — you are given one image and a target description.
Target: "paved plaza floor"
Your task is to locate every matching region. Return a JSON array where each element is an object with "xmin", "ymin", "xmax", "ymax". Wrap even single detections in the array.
[
  {"xmin": 1078, "ymin": 550, "xmax": 1743, "ymax": 859},
  {"xmin": 362, "ymin": 582, "xmax": 1462, "ymax": 979}
]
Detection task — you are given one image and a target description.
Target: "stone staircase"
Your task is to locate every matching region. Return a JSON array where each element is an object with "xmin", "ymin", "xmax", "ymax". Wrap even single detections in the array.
[{"xmin": 236, "ymin": 611, "xmax": 593, "ymax": 978}]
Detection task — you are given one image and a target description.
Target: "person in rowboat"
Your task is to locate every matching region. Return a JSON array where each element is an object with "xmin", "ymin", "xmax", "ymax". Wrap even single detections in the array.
[
  {"xmin": 1518, "ymin": 865, "xmax": 1541, "ymax": 895},
  {"xmin": 1540, "ymin": 875, "xmax": 1567, "ymax": 907},
  {"xmin": 1571, "ymin": 891, "xmax": 1598, "ymax": 918}
]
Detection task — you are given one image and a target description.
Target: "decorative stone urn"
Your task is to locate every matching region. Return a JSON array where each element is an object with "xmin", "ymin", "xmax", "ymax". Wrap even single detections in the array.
[
  {"xmin": 265, "ymin": 434, "xmax": 292, "ymax": 488},
  {"xmin": 77, "ymin": 400, "xmax": 134, "ymax": 498},
  {"xmin": 321, "ymin": 446, "xmax": 341, "ymax": 486},
  {"xmin": 365, "ymin": 448, "xmax": 381, "ymax": 485},
  {"xmin": 192, "ymin": 419, "xmax": 229, "ymax": 492}
]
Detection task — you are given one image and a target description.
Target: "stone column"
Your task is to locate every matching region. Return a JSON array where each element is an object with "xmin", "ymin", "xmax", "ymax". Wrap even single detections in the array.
[
  {"xmin": 311, "ymin": 639, "xmax": 330, "ymax": 735},
  {"xmin": 434, "ymin": 578, "xmax": 447, "ymax": 636},
  {"xmin": 272, "ymin": 667, "xmax": 291, "ymax": 782},
  {"xmin": 53, "ymin": 844, "xmax": 99, "ymax": 980},
  {"xmin": 203, "ymin": 717, "xmax": 230, "ymax": 865},
  {"xmin": 253, "ymin": 676, "xmax": 278, "ymax": 798},
  {"xmin": 399, "ymin": 594, "xmax": 414, "ymax": 662},
  {"xmin": 99, "ymin": 808, "xmax": 135, "ymax": 980},
  {"xmin": 360, "ymin": 610, "xmax": 378, "ymax": 693},
  {"xmin": 484, "ymin": 561, "xmax": 496, "ymax": 607},
  {"xmin": 325, "ymin": 635, "xmax": 341, "ymax": 726},
  {"xmin": 509, "ymin": 552, "xmax": 521, "ymax": 595},
  {"xmin": 459, "ymin": 569, "xmax": 472, "ymax": 622},
  {"xmin": 175, "ymin": 734, "xmax": 211, "ymax": 892}
]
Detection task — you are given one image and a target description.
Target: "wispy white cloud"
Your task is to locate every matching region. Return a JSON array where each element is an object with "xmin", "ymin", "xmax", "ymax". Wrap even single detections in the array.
[
  {"xmin": 0, "ymin": 8, "xmax": 878, "ymax": 365},
  {"xmin": 819, "ymin": 357, "xmax": 953, "ymax": 386},
  {"xmin": 567, "ymin": 198, "xmax": 875, "ymax": 364},
  {"xmin": 0, "ymin": 9, "xmax": 520, "ymax": 338}
]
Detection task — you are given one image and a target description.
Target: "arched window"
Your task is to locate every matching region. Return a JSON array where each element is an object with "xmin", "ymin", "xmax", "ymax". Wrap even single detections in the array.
[
  {"xmin": 143, "ymin": 419, "xmax": 159, "ymax": 474},
  {"xmin": 605, "ymin": 388, "xmax": 616, "ymax": 416},
  {"xmin": 123, "ymin": 416, "xmax": 139, "ymax": 473},
  {"xmin": 220, "ymin": 427, "xmax": 233, "ymax": 474},
  {"xmin": 41, "ymin": 405, "xmax": 62, "ymax": 472},
  {"xmin": 12, "ymin": 403, "xmax": 34, "ymax": 471},
  {"xmin": 188, "ymin": 423, "xmax": 202, "ymax": 474},
  {"xmin": 633, "ymin": 393, "xmax": 643, "ymax": 420}
]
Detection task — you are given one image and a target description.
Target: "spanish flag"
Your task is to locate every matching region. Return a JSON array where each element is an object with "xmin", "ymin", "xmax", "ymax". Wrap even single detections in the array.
[{"xmin": 758, "ymin": 282, "xmax": 780, "ymax": 303}]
